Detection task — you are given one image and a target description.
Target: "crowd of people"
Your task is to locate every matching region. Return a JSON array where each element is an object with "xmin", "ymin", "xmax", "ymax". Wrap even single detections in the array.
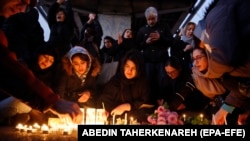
[{"xmin": 0, "ymin": 0, "xmax": 249, "ymax": 126}]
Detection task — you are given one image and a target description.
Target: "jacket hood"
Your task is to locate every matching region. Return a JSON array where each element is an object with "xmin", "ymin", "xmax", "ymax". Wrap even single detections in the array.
[{"xmin": 67, "ymin": 46, "xmax": 92, "ymax": 76}]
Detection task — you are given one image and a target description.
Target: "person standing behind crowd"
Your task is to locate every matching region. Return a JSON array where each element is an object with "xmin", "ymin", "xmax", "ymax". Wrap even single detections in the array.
[
  {"xmin": 47, "ymin": 0, "xmax": 77, "ymax": 59},
  {"xmin": 172, "ymin": 22, "xmax": 196, "ymax": 68},
  {"xmin": 135, "ymin": 6, "xmax": 189, "ymax": 105},
  {"xmin": 80, "ymin": 12, "xmax": 103, "ymax": 48},
  {"xmin": 0, "ymin": 0, "xmax": 82, "ymax": 124},
  {"xmin": 80, "ymin": 27, "xmax": 101, "ymax": 62},
  {"xmin": 100, "ymin": 36, "xmax": 119, "ymax": 64},
  {"xmin": 97, "ymin": 49, "xmax": 154, "ymax": 123},
  {"xmin": 116, "ymin": 28, "xmax": 137, "ymax": 61},
  {"xmin": 60, "ymin": 46, "xmax": 101, "ymax": 108}
]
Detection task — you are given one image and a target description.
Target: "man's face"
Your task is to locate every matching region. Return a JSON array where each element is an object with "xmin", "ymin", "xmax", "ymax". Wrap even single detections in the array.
[{"xmin": 146, "ymin": 14, "xmax": 157, "ymax": 27}]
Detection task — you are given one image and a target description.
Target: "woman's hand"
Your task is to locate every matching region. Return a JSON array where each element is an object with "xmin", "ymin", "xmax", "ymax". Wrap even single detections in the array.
[
  {"xmin": 111, "ymin": 103, "xmax": 131, "ymax": 116},
  {"xmin": 78, "ymin": 91, "xmax": 91, "ymax": 103},
  {"xmin": 212, "ymin": 108, "xmax": 228, "ymax": 125}
]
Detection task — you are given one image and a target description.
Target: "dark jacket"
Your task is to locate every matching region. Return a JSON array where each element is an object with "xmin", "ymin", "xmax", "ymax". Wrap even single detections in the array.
[
  {"xmin": 59, "ymin": 46, "xmax": 101, "ymax": 108},
  {"xmin": 98, "ymin": 49, "xmax": 153, "ymax": 122},
  {"xmin": 100, "ymin": 37, "xmax": 119, "ymax": 64},
  {"xmin": 47, "ymin": 0, "xmax": 76, "ymax": 58},
  {"xmin": 136, "ymin": 22, "xmax": 187, "ymax": 63},
  {"xmin": 160, "ymin": 66, "xmax": 208, "ymax": 111},
  {"xmin": 2, "ymin": 8, "xmax": 45, "ymax": 65},
  {"xmin": 80, "ymin": 18, "xmax": 103, "ymax": 47},
  {"xmin": 0, "ymin": 30, "xmax": 59, "ymax": 111}
]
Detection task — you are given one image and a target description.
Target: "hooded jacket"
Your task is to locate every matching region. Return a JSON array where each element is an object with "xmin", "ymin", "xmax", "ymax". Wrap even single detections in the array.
[{"xmin": 60, "ymin": 46, "xmax": 101, "ymax": 108}]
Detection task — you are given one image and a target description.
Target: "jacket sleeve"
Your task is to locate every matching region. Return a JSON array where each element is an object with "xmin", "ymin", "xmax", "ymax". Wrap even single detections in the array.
[{"xmin": 169, "ymin": 75, "xmax": 196, "ymax": 110}]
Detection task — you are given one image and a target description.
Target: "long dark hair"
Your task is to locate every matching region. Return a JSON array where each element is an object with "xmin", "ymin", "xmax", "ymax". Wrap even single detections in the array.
[{"xmin": 119, "ymin": 49, "xmax": 145, "ymax": 80}]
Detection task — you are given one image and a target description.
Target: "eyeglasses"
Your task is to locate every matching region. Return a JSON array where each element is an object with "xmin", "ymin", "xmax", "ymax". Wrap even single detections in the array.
[{"xmin": 192, "ymin": 55, "xmax": 206, "ymax": 62}]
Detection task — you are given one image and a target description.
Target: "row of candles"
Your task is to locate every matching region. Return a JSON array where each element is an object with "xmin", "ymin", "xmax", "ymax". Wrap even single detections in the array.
[
  {"xmin": 15, "ymin": 122, "xmax": 77, "ymax": 135},
  {"xmin": 182, "ymin": 113, "xmax": 204, "ymax": 122},
  {"xmin": 111, "ymin": 113, "xmax": 139, "ymax": 125}
]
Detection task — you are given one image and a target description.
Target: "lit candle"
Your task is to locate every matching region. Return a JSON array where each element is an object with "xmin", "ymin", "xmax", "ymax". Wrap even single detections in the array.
[
  {"xmin": 200, "ymin": 114, "xmax": 204, "ymax": 122},
  {"xmin": 124, "ymin": 113, "xmax": 127, "ymax": 125},
  {"xmin": 16, "ymin": 123, "xmax": 24, "ymax": 131},
  {"xmin": 33, "ymin": 123, "xmax": 40, "ymax": 129},
  {"xmin": 27, "ymin": 125, "xmax": 33, "ymax": 133},
  {"xmin": 63, "ymin": 127, "xmax": 71, "ymax": 135},
  {"xmin": 41, "ymin": 124, "xmax": 49, "ymax": 134},
  {"xmin": 182, "ymin": 114, "xmax": 186, "ymax": 121},
  {"xmin": 112, "ymin": 114, "xmax": 116, "ymax": 125},
  {"xmin": 130, "ymin": 117, "xmax": 134, "ymax": 125}
]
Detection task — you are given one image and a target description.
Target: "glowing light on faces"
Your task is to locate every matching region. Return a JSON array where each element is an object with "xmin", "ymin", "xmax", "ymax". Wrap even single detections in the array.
[
  {"xmin": 192, "ymin": 49, "xmax": 208, "ymax": 72},
  {"xmin": 185, "ymin": 24, "xmax": 195, "ymax": 38},
  {"xmin": 165, "ymin": 66, "xmax": 179, "ymax": 79},
  {"xmin": 124, "ymin": 60, "xmax": 136, "ymax": 79},
  {"xmin": 38, "ymin": 54, "xmax": 54, "ymax": 70},
  {"xmin": 72, "ymin": 56, "xmax": 88, "ymax": 76}
]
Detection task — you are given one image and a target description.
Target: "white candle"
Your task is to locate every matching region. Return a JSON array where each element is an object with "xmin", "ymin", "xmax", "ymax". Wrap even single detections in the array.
[
  {"xmin": 27, "ymin": 125, "xmax": 33, "ymax": 133},
  {"xmin": 41, "ymin": 124, "xmax": 49, "ymax": 134},
  {"xmin": 124, "ymin": 113, "xmax": 127, "ymax": 125},
  {"xmin": 182, "ymin": 114, "xmax": 186, "ymax": 121},
  {"xmin": 130, "ymin": 117, "xmax": 134, "ymax": 125},
  {"xmin": 200, "ymin": 114, "xmax": 204, "ymax": 122},
  {"xmin": 112, "ymin": 114, "xmax": 116, "ymax": 125}
]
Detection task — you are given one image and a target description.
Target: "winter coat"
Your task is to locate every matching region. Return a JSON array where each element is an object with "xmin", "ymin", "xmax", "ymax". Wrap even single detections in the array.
[{"xmin": 59, "ymin": 46, "xmax": 101, "ymax": 108}]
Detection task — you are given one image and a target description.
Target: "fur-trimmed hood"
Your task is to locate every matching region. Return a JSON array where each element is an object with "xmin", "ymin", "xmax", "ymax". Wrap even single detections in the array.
[{"xmin": 64, "ymin": 46, "xmax": 101, "ymax": 77}]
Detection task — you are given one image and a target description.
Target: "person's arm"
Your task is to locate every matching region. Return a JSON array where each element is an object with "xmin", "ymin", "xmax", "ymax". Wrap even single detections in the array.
[
  {"xmin": 0, "ymin": 44, "xmax": 59, "ymax": 110},
  {"xmin": 47, "ymin": 0, "xmax": 60, "ymax": 28}
]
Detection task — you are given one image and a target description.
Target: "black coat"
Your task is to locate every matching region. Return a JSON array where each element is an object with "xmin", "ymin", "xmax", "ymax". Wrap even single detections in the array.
[{"xmin": 2, "ymin": 8, "xmax": 45, "ymax": 64}]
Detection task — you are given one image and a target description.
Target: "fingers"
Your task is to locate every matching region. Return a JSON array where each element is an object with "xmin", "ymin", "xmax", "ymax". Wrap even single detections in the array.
[{"xmin": 69, "ymin": 106, "xmax": 83, "ymax": 124}]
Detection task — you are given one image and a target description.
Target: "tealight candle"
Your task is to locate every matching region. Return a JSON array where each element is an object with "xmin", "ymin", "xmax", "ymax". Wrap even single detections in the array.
[
  {"xmin": 124, "ymin": 113, "xmax": 127, "ymax": 125},
  {"xmin": 63, "ymin": 129, "xmax": 71, "ymax": 135},
  {"xmin": 200, "ymin": 114, "xmax": 204, "ymax": 122},
  {"xmin": 16, "ymin": 123, "xmax": 24, "ymax": 131},
  {"xmin": 27, "ymin": 125, "xmax": 33, "ymax": 133},
  {"xmin": 41, "ymin": 124, "xmax": 49, "ymax": 134},
  {"xmin": 130, "ymin": 117, "xmax": 134, "ymax": 125},
  {"xmin": 182, "ymin": 114, "xmax": 186, "ymax": 121},
  {"xmin": 112, "ymin": 114, "xmax": 116, "ymax": 125}
]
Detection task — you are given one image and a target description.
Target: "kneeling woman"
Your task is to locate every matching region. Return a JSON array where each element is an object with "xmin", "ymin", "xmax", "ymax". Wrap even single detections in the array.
[{"xmin": 98, "ymin": 49, "xmax": 154, "ymax": 124}]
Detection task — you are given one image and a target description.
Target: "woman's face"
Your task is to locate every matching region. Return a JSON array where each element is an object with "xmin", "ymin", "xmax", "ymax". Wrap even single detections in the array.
[
  {"xmin": 165, "ymin": 65, "xmax": 180, "ymax": 79},
  {"xmin": 38, "ymin": 54, "xmax": 54, "ymax": 70},
  {"xmin": 192, "ymin": 49, "xmax": 208, "ymax": 72},
  {"xmin": 56, "ymin": 11, "xmax": 65, "ymax": 22},
  {"xmin": 123, "ymin": 29, "xmax": 133, "ymax": 39},
  {"xmin": 124, "ymin": 60, "xmax": 137, "ymax": 79},
  {"xmin": 1, "ymin": 0, "xmax": 29, "ymax": 18},
  {"xmin": 72, "ymin": 56, "xmax": 88, "ymax": 75},
  {"xmin": 104, "ymin": 39, "xmax": 112, "ymax": 48},
  {"xmin": 185, "ymin": 24, "xmax": 195, "ymax": 38}
]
